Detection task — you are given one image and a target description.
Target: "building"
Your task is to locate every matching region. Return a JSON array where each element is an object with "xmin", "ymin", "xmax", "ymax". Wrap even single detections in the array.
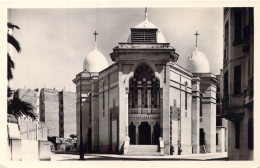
[
  {"xmin": 216, "ymin": 71, "xmax": 228, "ymax": 153},
  {"xmin": 222, "ymin": 8, "xmax": 254, "ymax": 160},
  {"xmin": 39, "ymin": 88, "xmax": 59, "ymax": 137},
  {"xmin": 14, "ymin": 88, "xmax": 39, "ymax": 140},
  {"xmin": 39, "ymin": 88, "xmax": 76, "ymax": 138},
  {"xmin": 59, "ymin": 91, "xmax": 77, "ymax": 138},
  {"xmin": 73, "ymin": 10, "xmax": 225, "ymax": 155}
]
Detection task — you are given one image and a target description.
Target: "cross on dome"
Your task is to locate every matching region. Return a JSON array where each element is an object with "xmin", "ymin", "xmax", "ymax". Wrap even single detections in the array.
[
  {"xmin": 194, "ymin": 31, "xmax": 200, "ymax": 50},
  {"xmin": 145, "ymin": 7, "xmax": 148, "ymax": 20},
  {"xmin": 93, "ymin": 30, "xmax": 99, "ymax": 48}
]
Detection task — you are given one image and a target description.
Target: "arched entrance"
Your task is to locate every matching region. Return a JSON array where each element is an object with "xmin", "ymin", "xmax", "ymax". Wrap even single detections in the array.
[
  {"xmin": 139, "ymin": 122, "xmax": 151, "ymax": 145},
  {"xmin": 129, "ymin": 122, "xmax": 136, "ymax": 145},
  {"xmin": 153, "ymin": 122, "xmax": 160, "ymax": 145},
  {"xmin": 128, "ymin": 64, "xmax": 161, "ymax": 145}
]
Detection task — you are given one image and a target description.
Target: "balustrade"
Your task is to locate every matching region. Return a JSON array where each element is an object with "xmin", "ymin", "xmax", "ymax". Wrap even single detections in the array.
[{"xmin": 129, "ymin": 108, "xmax": 160, "ymax": 114}]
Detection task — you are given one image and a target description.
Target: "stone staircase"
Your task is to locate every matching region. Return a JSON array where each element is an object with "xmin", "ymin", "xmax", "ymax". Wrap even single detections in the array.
[{"xmin": 125, "ymin": 145, "xmax": 163, "ymax": 156}]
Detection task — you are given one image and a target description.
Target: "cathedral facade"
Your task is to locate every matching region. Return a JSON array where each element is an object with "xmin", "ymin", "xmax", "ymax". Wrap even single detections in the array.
[{"xmin": 73, "ymin": 12, "xmax": 220, "ymax": 155}]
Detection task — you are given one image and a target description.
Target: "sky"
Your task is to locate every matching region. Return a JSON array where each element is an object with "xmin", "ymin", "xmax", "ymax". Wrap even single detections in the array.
[{"xmin": 9, "ymin": 8, "xmax": 223, "ymax": 92}]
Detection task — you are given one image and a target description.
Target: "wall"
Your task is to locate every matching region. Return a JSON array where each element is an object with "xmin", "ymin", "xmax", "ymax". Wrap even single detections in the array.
[
  {"xmin": 40, "ymin": 89, "xmax": 59, "ymax": 137},
  {"xmin": 169, "ymin": 63, "xmax": 193, "ymax": 155},
  {"xmin": 99, "ymin": 65, "xmax": 119, "ymax": 153},
  {"xmin": 62, "ymin": 91, "xmax": 76, "ymax": 138}
]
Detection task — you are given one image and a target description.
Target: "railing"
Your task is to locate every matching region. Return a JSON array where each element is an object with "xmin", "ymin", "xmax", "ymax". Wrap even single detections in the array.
[
  {"xmin": 129, "ymin": 108, "xmax": 160, "ymax": 114},
  {"xmin": 118, "ymin": 43, "xmax": 170, "ymax": 49}
]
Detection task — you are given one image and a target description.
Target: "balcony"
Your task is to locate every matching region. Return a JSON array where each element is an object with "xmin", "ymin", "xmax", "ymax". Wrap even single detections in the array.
[
  {"xmin": 243, "ymin": 86, "xmax": 253, "ymax": 109},
  {"xmin": 222, "ymin": 96, "xmax": 244, "ymax": 122},
  {"xmin": 129, "ymin": 108, "xmax": 160, "ymax": 114}
]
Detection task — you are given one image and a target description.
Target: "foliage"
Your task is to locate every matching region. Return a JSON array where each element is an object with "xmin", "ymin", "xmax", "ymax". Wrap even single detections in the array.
[
  {"xmin": 7, "ymin": 97, "xmax": 36, "ymax": 120},
  {"xmin": 7, "ymin": 22, "xmax": 36, "ymax": 120}
]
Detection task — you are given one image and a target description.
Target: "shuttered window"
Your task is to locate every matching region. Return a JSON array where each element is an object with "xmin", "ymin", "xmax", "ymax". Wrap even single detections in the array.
[{"xmin": 131, "ymin": 29, "xmax": 157, "ymax": 43}]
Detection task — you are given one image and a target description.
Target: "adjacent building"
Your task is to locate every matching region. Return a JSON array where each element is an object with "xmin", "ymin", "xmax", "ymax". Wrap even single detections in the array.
[
  {"xmin": 73, "ymin": 10, "xmax": 225, "ymax": 155},
  {"xmin": 39, "ymin": 88, "xmax": 76, "ymax": 138},
  {"xmin": 222, "ymin": 7, "xmax": 254, "ymax": 160},
  {"xmin": 14, "ymin": 88, "xmax": 39, "ymax": 140}
]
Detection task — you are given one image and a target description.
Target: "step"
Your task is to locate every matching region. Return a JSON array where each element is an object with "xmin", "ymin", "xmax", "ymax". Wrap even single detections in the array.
[{"xmin": 126, "ymin": 145, "xmax": 162, "ymax": 156}]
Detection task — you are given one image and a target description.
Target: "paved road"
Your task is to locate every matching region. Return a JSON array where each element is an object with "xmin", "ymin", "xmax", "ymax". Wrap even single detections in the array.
[{"xmin": 51, "ymin": 152, "xmax": 228, "ymax": 161}]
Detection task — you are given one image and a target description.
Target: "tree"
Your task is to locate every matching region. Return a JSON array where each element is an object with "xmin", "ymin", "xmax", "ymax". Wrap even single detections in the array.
[
  {"xmin": 8, "ymin": 96, "xmax": 36, "ymax": 120},
  {"xmin": 7, "ymin": 22, "xmax": 36, "ymax": 120},
  {"xmin": 7, "ymin": 22, "xmax": 20, "ymax": 81}
]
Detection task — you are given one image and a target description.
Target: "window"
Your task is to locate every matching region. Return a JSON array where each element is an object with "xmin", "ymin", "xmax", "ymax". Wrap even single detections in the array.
[
  {"xmin": 131, "ymin": 29, "xmax": 157, "ymax": 43},
  {"xmin": 216, "ymin": 133, "xmax": 219, "ymax": 145},
  {"xmin": 224, "ymin": 71, "xmax": 229, "ymax": 97},
  {"xmin": 248, "ymin": 118, "xmax": 253, "ymax": 149},
  {"xmin": 224, "ymin": 21, "xmax": 229, "ymax": 61},
  {"xmin": 235, "ymin": 122, "xmax": 240, "ymax": 149},
  {"xmin": 234, "ymin": 65, "xmax": 241, "ymax": 95},
  {"xmin": 234, "ymin": 8, "xmax": 242, "ymax": 43},
  {"xmin": 200, "ymin": 128, "xmax": 205, "ymax": 145},
  {"xmin": 200, "ymin": 94, "xmax": 203, "ymax": 117}
]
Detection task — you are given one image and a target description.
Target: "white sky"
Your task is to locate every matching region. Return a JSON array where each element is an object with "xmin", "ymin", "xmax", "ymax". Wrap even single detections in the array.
[{"xmin": 9, "ymin": 8, "xmax": 223, "ymax": 92}]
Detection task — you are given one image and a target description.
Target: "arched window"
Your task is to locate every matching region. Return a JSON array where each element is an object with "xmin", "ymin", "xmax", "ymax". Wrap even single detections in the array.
[{"xmin": 129, "ymin": 64, "xmax": 160, "ymax": 108}]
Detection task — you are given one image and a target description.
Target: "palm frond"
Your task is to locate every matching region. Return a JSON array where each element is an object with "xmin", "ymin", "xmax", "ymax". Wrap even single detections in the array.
[
  {"xmin": 7, "ymin": 86, "xmax": 13, "ymax": 98},
  {"xmin": 8, "ymin": 34, "xmax": 21, "ymax": 53},
  {"xmin": 7, "ymin": 22, "xmax": 20, "ymax": 29},
  {"xmin": 8, "ymin": 97, "xmax": 36, "ymax": 120},
  {"xmin": 8, "ymin": 53, "xmax": 15, "ymax": 81}
]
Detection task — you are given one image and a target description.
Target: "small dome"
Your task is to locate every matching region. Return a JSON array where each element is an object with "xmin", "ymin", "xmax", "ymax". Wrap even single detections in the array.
[
  {"xmin": 83, "ymin": 47, "xmax": 108, "ymax": 72},
  {"xmin": 127, "ymin": 19, "xmax": 166, "ymax": 43},
  {"xmin": 187, "ymin": 49, "xmax": 210, "ymax": 73}
]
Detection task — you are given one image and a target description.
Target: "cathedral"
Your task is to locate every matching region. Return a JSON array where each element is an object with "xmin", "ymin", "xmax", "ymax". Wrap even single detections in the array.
[{"xmin": 73, "ymin": 10, "xmax": 222, "ymax": 155}]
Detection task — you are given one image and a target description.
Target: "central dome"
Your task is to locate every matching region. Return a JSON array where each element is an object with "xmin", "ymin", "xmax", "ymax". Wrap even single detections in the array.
[
  {"xmin": 187, "ymin": 49, "xmax": 210, "ymax": 73},
  {"xmin": 127, "ymin": 18, "xmax": 166, "ymax": 43},
  {"xmin": 83, "ymin": 46, "xmax": 108, "ymax": 72}
]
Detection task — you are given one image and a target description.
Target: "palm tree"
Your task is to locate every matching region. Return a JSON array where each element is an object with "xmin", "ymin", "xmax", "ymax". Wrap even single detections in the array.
[
  {"xmin": 7, "ymin": 22, "xmax": 20, "ymax": 81},
  {"xmin": 8, "ymin": 96, "xmax": 36, "ymax": 120},
  {"xmin": 7, "ymin": 22, "xmax": 36, "ymax": 120}
]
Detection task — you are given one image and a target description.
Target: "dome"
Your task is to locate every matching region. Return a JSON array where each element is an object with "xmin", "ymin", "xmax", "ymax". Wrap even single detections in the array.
[
  {"xmin": 83, "ymin": 47, "xmax": 108, "ymax": 72},
  {"xmin": 127, "ymin": 19, "xmax": 166, "ymax": 43},
  {"xmin": 187, "ymin": 49, "xmax": 210, "ymax": 73}
]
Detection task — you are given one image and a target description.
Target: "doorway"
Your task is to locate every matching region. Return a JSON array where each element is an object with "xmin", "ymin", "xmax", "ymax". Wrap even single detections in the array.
[
  {"xmin": 139, "ymin": 122, "xmax": 151, "ymax": 145},
  {"xmin": 129, "ymin": 122, "xmax": 136, "ymax": 144}
]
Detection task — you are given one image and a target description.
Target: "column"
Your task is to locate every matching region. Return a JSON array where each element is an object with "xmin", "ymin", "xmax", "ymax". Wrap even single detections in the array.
[
  {"xmin": 134, "ymin": 122, "xmax": 140, "ymax": 144},
  {"xmin": 136, "ymin": 125, "xmax": 139, "ymax": 144},
  {"xmin": 147, "ymin": 90, "xmax": 151, "ymax": 108},
  {"xmin": 150, "ymin": 123, "xmax": 155, "ymax": 144},
  {"xmin": 191, "ymin": 77, "xmax": 200, "ymax": 154},
  {"xmin": 138, "ymin": 89, "xmax": 142, "ymax": 114}
]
